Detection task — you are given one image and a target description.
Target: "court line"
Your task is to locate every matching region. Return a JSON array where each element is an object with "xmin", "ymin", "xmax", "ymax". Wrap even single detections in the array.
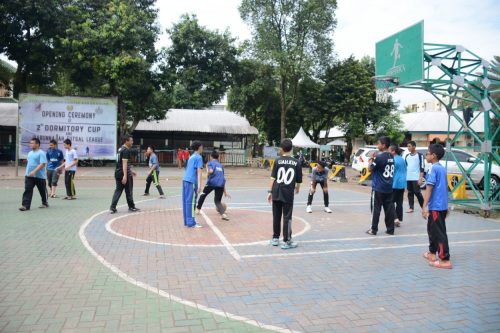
[
  {"xmin": 105, "ymin": 208, "xmax": 311, "ymax": 248},
  {"xmin": 200, "ymin": 210, "xmax": 242, "ymax": 261},
  {"xmin": 297, "ymin": 229, "xmax": 500, "ymax": 244},
  {"xmin": 80, "ymin": 209, "xmax": 296, "ymax": 333},
  {"xmin": 240, "ymin": 238, "xmax": 500, "ymax": 259}
]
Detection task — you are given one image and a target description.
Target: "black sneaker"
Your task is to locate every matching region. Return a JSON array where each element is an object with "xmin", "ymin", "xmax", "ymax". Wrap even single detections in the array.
[
  {"xmin": 39, "ymin": 204, "xmax": 49, "ymax": 209},
  {"xmin": 110, "ymin": 208, "xmax": 117, "ymax": 214},
  {"xmin": 385, "ymin": 231, "xmax": 394, "ymax": 235},
  {"xmin": 366, "ymin": 229, "xmax": 377, "ymax": 235},
  {"xmin": 19, "ymin": 206, "xmax": 29, "ymax": 211},
  {"xmin": 129, "ymin": 207, "xmax": 140, "ymax": 212},
  {"xmin": 142, "ymin": 193, "xmax": 150, "ymax": 196}
]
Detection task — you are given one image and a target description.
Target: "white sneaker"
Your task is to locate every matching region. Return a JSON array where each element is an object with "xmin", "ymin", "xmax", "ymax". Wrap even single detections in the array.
[
  {"xmin": 221, "ymin": 213, "xmax": 229, "ymax": 221},
  {"xmin": 195, "ymin": 209, "xmax": 201, "ymax": 215},
  {"xmin": 306, "ymin": 205, "xmax": 312, "ymax": 213},
  {"xmin": 324, "ymin": 207, "xmax": 332, "ymax": 213}
]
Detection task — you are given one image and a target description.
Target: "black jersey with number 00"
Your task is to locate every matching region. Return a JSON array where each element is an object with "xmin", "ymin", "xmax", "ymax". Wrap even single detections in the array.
[
  {"xmin": 271, "ymin": 155, "xmax": 303, "ymax": 203},
  {"xmin": 115, "ymin": 145, "xmax": 132, "ymax": 178}
]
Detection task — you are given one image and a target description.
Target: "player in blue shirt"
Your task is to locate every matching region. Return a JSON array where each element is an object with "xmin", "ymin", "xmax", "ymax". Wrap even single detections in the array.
[
  {"xmin": 196, "ymin": 151, "xmax": 231, "ymax": 220},
  {"xmin": 366, "ymin": 136, "xmax": 395, "ymax": 235},
  {"xmin": 143, "ymin": 145, "xmax": 165, "ymax": 198},
  {"xmin": 422, "ymin": 144, "xmax": 452, "ymax": 269},
  {"xmin": 46, "ymin": 139, "xmax": 64, "ymax": 198},
  {"xmin": 20, "ymin": 137, "xmax": 48, "ymax": 211},
  {"xmin": 389, "ymin": 145, "xmax": 407, "ymax": 227},
  {"xmin": 182, "ymin": 141, "xmax": 204, "ymax": 228}
]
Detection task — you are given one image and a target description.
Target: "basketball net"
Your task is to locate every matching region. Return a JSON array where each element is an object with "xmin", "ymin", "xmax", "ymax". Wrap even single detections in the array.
[{"xmin": 373, "ymin": 76, "xmax": 399, "ymax": 103}]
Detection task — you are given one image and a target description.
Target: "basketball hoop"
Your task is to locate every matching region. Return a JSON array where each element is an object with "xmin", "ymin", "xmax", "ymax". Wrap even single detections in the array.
[{"xmin": 372, "ymin": 75, "xmax": 399, "ymax": 103}]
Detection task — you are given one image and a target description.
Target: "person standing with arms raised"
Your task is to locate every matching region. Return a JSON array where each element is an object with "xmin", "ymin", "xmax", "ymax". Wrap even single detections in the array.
[{"xmin": 110, "ymin": 135, "xmax": 139, "ymax": 214}]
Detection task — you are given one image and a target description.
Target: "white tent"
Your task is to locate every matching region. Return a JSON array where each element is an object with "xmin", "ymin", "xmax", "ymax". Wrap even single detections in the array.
[
  {"xmin": 292, "ymin": 127, "xmax": 320, "ymax": 148},
  {"xmin": 326, "ymin": 139, "xmax": 347, "ymax": 146}
]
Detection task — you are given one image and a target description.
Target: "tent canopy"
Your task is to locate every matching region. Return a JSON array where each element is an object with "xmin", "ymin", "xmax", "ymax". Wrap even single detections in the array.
[
  {"xmin": 326, "ymin": 139, "xmax": 347, "ymax": 146},
  {"xmin": 292, "ymin": 127, "xmax": 320, "ymax": 148}
]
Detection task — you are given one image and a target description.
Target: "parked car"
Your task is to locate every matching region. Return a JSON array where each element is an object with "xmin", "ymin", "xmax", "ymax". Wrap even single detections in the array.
[
  {"xmin": 403, "ymin": 148, "xmax": 499, "ymax": 190},
  {"xmin": 351, "ymin": 146, "xmax": 378, "ymax": 174}
]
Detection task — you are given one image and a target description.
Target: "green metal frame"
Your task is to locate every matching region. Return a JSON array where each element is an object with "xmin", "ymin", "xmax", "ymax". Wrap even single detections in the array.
[{"xmin": 401, "ymin": 43, "xmax": 499, "ymax": 212}]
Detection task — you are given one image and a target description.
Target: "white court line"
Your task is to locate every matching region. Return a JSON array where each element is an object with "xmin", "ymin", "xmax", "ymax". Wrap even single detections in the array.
[
  {"xmin": 240, "ymin": 238, "xmax": 500, "ymax": 259},
  {"xmin": 297, "ymin": 229, "xmax": 500, "ymax": 244},
  {"xmin": 80, "ymin": 202, "xmax": 297, "ymax": 333},
  {"xmin": 200, "ymin": 210, "xmax": 242, "ymax": 261},
  {"xmin": 105, "ymin": 208, "xmax": 311, "ymax": 248}
]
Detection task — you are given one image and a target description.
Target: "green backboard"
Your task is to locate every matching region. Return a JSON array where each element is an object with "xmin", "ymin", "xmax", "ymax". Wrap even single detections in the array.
[{"xmin": 375, "ymin": 21, "xmax": 424, "ymax": 86}]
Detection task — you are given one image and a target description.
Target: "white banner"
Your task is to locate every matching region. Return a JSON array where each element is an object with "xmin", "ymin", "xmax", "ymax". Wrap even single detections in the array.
[{"xmin": 19, "ymin": 94, "xmax": 117, "ymax": 159}]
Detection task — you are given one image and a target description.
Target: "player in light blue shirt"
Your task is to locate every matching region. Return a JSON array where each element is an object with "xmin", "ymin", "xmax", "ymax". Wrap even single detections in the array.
[
  {"xmin": 422, "ymin": 144, "xmax": 452, "ymax": 269},
  {"xmin": 20, "ymin": 137, "xmax": 48, "ymax": 211},
  {"xmin": 389, "ymin": 145, "xmax": 407, "ymax": 227},
  {"xmin": 182, "ymin": 141, "xmax": 204, "ymax": 228}
]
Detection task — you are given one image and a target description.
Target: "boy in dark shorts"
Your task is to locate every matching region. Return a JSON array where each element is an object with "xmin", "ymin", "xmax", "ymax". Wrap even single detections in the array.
[
  {"xmin": 366, "ymin": 136, "xmax": 395, "ymax": 235},
  {"xmin": 196, "ymin": 150, "xmax": 231, "ymax": 220},
  {"xmin": 267, "ymin": 139, "xmax": 302, "ymax": 249},
  {"xmin": 46, "ymin": 139, "xmax": 64, "ymax": 198},
  {"xmin": 306, "ymin": 161, "xmax": 332, "ymax": 213},
  {"xmin": 422, "ymin": 144, "xmax": 452, "ymax": 269},
  {"xmin": 143, "ymin": 145, "xmax": 165, "ymax": 198}
]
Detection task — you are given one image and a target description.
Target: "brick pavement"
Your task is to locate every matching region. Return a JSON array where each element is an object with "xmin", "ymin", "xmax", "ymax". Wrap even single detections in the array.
[{"xmin": 1, "ymin": 166, "xmax": 499, "ymax": 332}]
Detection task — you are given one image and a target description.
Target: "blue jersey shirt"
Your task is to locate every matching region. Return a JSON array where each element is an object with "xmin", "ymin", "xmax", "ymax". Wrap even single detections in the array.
[
  {"xmin": 392, "ymin": 155, "xmax": 407, "ymax": 190},
  {"xmin": 426, "ymin": 162, "xmax": 448, "ymax": 211},
  {"xmin": 369, "ymin": 151, "xmax": 394, "ymax": 193},
  {"xmin": 25, "ymin": 149, "xmax": 47, "ymax": 179},
  {"xmin": 206, "ymin": 160, "xmax": 225, "ymax": 187},
  {"xmin": 149, "ymin": 153, "xmax": 160, "ymax": 172},
  {"xmin": 183, "ymin": 153, "xmax": 204, "ymax": 184},
  {"xmin": 310, "ymin": 167, "xmax": 330, "ymax": 183},
  {"xmin": 46, "ymin": 148, "xmax": 64, "ymax": 170}
]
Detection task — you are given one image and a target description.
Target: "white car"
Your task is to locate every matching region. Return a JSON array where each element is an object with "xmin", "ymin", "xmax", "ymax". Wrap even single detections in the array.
[
  {"xmin": 403, "ymin": 148, "xmax": 499, "ymax": 190},
  {"xmin": 352, "ymin": 146, "xmax": 378, "ymax": 174}
]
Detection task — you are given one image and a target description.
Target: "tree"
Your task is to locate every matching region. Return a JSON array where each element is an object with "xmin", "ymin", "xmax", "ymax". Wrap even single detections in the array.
[
  {"xmin": 240, "ymin": 0, "xmax": 337, "ymax": 140},
  {"xmin": 0, "ymin": 59, "xmax": 16, "ymax": 96},
  {"xmin": 0, "ymin": 0, "xmax": 67, "ymax": 98},
  {"xmin": 58, "ymin": 0, "xmax": 166, "ymax": 136},
  {"xmin": 228, "ymin": 59, "xmax": 281, "ymax": 145},
  {"xmin": 161, "ymin": 15, "xmax": 239, "ymax": 109}
]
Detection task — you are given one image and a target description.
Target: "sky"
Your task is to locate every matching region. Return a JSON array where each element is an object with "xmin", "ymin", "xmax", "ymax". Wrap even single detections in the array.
[{"xmin": 2, "ymin": 0, "xmax": 499, "ymax": 108}]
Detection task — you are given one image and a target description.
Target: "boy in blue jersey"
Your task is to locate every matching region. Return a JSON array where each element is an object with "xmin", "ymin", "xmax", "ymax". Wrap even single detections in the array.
[
  {"xmin": 20, "ymin": 138, "xmax": 48, "ymax": 211},
  {"xmin": 182, "ymin": 141, "xmax": 204, "ymax": 228},
  {"xmin": 196, "ymin": 151, "xmax": 231, "ymax": 220},
  {"xmin": 143, "ymin": 145, "xmax": 165, "ymax": 199},
  {"xmin": 389, "ymin": 145, "xmax": 407, "ymax": 227},
  {"xmin": 46, "ymin": 139, "xmax": 64, "ymax": 198},
  {"xmin": 366, "ymin": 136, "xmax": 395, "ymax": 235},
  {"xmin": 422, "ymin": 144, "xmax": 452, "ymax": 269}
]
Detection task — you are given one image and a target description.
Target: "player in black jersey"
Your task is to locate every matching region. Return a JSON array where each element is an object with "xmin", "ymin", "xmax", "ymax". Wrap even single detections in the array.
[
  {"xmin": 267, "ymin": 139, "xmax": 303, "ymax": 249},
  {"xmin": 366, "ymin": 136, "xmax": 395, "ymax": 235},
  {"xmin": 110, "ymin": 135, "xmax": 139, "ymax": 214}
]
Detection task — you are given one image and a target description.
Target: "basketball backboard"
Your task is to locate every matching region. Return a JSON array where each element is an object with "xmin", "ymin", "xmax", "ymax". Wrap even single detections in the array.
[{"xmin": 375, "ymin": 21, "xmax": 424, "ymax": 86}]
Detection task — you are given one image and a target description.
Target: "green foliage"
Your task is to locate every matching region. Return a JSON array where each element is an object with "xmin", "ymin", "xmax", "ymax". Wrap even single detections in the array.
[
  {"xmin": 161, "ymin": 15, "xmax": 239, "ymax": 109},
  {"xmin": 228, "ymin": 59, "xmax": 280, "ymax": 144},
  {"xmin": 0, "ymin": 0, "xmax": 66, "ymax": 97},
  {"xmin": 239, "ymin": 0, "xmax": 337, "ymax": 139}
]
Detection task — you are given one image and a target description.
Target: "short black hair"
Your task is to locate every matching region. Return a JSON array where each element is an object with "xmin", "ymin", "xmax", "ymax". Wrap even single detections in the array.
[
  {"xmin": 31, "ymin": 137, "xmax": 40, "ymax": 145},
  {"xmin": 147, "ymin": 145, "xmax": 155, "ymax": 152},
  {"xmin": 63, "ymin": 138, "xmax": 72, "ymax": 146},
  {"xmin": 389, "ymin": 144, "xmax": 401, "ymax": 155},
  {"xmin": 192, "ymin": 141, "xmax": 202, "ymax": 151},
  {"xmin": 408, "ymin": 140, "xmax": 416, "ymax": 147},
  {"xmin": 211, "ymin": 150, "xmax": 219, "ymax": 159},
  {"xmin": 280, "ymin": 139, "xmax": 293, "ymax": 152},
  {"xmin": 121, "ymin": 134, "xmax": 133, "ymax": 144},
  {"xmin": 49, "ymin": 139, "xmax": 57, "ymax": 145},
  {"xmin": 428, "ymin": 144, "xmax": 445, "ymax": 160},
  {"xmin": 378, "ymin": 136, "xmax": 391, "ymax": 149},
  {"xmin": 318, "ymin": 161, "xmax": 327, "ymax": 168}
]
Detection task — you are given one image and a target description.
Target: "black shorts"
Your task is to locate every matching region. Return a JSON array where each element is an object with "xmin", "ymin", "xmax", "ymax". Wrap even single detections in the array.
[{"xmin": 47, "ymin": 169, "xmax": 60, "ymax": 187}]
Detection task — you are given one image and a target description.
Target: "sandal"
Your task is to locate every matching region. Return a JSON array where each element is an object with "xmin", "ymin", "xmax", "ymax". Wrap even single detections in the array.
[
  {"xmin": 422, "ymin": 252, "xmax": 436, "ymax": 261},
  {"xmin": 429, "ymin": 260, "xmax": 452, "ymax": 269},
  {"xmin": 406, "ymin": 209, "xmax": 414, "ymax": 213},
  {"xmin": 366, "ymin": 229, "xmax": 376, "ymax": 235}
]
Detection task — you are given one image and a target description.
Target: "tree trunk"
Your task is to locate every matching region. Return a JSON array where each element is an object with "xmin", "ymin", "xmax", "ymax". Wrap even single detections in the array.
[
  {"xmin": 13, "ymin": 64, "xmax": 27, "ymax": 99},
  {"xmin": 280, "ymin": 103, "xmax": 286, "ymax": 141},
  {"xmin": 130, "ymin": 118, "xmax": 140, "ymax": 133}
]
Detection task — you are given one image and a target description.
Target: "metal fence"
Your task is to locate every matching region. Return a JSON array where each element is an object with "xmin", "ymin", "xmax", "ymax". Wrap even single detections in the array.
[{"xmin": 129, "ymin": 147, "xmax": 248, "ymax": 166}]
